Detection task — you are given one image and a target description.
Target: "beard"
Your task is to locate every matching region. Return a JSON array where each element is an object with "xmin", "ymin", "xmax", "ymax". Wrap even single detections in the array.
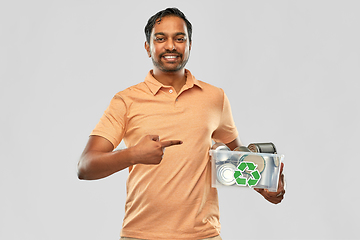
[{"xmin": 151, "ymin": 50, "xmax": 189, "ymax": 72}]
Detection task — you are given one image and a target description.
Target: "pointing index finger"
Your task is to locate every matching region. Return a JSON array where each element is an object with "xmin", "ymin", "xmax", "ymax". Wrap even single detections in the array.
[{"xmin": 160, "ymin": 140, "xmax": 183, "ymax": 148}]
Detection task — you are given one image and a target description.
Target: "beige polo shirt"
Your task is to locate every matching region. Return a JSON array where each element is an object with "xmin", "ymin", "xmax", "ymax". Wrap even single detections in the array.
[{"xmin": 91, "ymin": 69, "xmax": 238, "ymax": 239}]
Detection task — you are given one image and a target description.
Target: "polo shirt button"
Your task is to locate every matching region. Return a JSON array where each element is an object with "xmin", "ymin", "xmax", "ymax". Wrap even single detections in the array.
[{"xmin": 169, "ymin": 89, "xmax": 173, "ymax": 93}]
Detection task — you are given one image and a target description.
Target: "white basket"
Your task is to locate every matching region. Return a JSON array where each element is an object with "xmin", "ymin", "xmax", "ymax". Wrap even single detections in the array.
[{"xmin": 210, "ymin": 150, "xmax": 284, "ymax": 192}]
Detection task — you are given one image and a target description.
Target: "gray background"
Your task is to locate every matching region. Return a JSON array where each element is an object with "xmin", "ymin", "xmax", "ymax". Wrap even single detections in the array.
[{"xmin": 1, "ymin": 0, "xmax": 359, "ymax": 239}]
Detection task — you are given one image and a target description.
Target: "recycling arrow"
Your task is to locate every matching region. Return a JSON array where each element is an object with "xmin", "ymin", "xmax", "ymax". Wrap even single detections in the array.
[{"xmin": 233, "ymin": 161, "xmax": 261, "ymax": 187}]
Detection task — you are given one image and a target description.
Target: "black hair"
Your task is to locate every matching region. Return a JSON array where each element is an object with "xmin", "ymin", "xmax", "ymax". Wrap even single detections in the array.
[{"xmin": 144, "ymin": 7, "xmax": 192, "ymax": 44}]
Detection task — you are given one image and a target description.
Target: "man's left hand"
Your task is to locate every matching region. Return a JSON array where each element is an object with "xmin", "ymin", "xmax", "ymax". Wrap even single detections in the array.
[{"xmin": 254, "ymin": 162, "xmax": 286, "ymax": 204}]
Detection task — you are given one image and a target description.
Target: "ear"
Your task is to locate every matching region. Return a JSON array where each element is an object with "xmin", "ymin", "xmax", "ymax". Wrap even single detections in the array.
[
  {"xmin": 145, "ymin": 41, "xmax": 151, "ymax": 57},
  {"xmin": 189, "ymin": 41, "xmax": 192, "ymax": 51}
]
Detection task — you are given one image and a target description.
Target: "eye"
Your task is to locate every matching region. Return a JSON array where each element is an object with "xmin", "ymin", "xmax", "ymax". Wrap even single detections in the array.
[
  {"xmin": 155, "ymin": 37, "xmax": 165, "ymax": 42},
  {"xmin": 176, "ymin": 37, "xmax": 185, "ymax": 42}
]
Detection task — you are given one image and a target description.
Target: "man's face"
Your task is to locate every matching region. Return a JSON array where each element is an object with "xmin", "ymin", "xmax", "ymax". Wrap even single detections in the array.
[{"xmin": 145, "ymin": 16, "xmax": 191, "ymax": 73}]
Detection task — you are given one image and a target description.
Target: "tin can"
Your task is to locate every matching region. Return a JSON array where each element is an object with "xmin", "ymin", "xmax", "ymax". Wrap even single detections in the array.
[
  {"xmin": 216, "ymin": 163, "xmax": 237, "ymax": 186},
  {"xmin": 211, "ymin": 142, "xmax": 231, "ymax": 151},
  {"xmin": 239, "ymin": 154, "xmax": 266, "ymax": 173},
  {"xmin": 211, "ymin": 142, "xmax": 231, "ymax": 162},
  {"xmin": 233, "ymin": 146, "xmax": 251, "ymax": 152},
  {"xmin": 230, "ymin": 146, "xmax": 250, "ymax": 166},
  {"xmin": 247, "ymin": 142, "xmax": 277, "ymax": 154}
]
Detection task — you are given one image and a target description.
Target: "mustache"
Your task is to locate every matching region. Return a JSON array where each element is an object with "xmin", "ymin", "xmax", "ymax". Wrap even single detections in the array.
[{"xmin": 159, "ymin": 50, "xmax": 182, "ymax": 58}]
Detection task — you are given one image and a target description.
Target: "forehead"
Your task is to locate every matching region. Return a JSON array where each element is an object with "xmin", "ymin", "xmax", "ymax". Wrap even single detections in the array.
[{"xmin": 151, "ymin": 16, "xmax": 188, "ymax": 35}]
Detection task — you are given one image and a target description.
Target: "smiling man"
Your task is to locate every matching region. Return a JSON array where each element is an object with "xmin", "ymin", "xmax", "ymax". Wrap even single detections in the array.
[
  {"xmin": 147, "ymin": 17, "xmax": 190, "ymax": 73},
  {"xmin": 78, "ymin": 7, "xmax": 285, "ymax": 240},
  {"xmin": 145, "ymin": 10, "xmax": 191, "ymax": 93}
]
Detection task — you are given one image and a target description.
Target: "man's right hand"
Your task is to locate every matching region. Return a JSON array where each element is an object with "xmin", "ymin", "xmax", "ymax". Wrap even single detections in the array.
[
  {"xmin": 78, "ymin": 135, "xmax": 182, "ymax": 180},
  {"xmin": 130, "ymin": 135, "xmax": 183, "ymax": 165}
]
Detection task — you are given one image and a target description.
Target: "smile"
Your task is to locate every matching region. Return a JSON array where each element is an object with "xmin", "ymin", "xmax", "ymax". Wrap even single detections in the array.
[{"xmin": 163, "ymin": 56, "xmax": 178, "ymax": 59}]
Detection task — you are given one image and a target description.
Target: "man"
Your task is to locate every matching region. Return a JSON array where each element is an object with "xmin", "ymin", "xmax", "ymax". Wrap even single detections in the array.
[{"xmin": 78, "ymin": 7, "xmax": 285, "ymax": 240}]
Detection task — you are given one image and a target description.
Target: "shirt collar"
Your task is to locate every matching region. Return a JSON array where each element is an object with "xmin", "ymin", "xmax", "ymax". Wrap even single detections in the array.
[{"xmin": 144, "ymin": 69, "xmax": 203, "ymax": 96}]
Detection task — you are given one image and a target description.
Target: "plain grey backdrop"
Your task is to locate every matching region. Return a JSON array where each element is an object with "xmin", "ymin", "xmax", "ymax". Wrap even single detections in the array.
[{"xmin": 1, "ymin": 0, "xmax": 359, "ymax": 239}]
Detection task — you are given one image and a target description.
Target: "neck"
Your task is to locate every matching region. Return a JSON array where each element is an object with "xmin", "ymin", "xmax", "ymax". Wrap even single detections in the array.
[{"xmin": 152, "ymin": 68, "xmax": 187, "ymax": 93}]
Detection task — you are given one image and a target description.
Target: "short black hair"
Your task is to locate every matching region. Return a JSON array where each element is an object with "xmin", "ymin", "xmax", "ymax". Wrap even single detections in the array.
[{"xmin": 144, "ymin": 7, "xmax": 192, "ymax": 44}]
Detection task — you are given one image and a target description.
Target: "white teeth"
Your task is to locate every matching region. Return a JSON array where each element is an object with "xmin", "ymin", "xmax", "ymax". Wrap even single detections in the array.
[{"xmin": 164, "ymin": 56, "xmax": 177, "ymax": 59}]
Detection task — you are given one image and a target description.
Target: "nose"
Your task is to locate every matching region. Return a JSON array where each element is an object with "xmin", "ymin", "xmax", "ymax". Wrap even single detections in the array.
[{"xmin": 164, "ymin": 39, "xmax": 176, "ymax": 51}]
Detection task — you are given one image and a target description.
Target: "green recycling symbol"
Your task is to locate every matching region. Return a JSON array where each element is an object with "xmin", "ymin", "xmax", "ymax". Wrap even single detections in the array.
[{"xmin": 233, "ymin": 161, "xmax": 261, "ymax": 187}]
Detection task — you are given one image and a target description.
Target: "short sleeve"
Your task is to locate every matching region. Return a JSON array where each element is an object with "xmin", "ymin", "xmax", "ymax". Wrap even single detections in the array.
[
  {"xmin": 90, "ymin": 94, "xmax": 127, "ymax": 149},
  {"xmin": 212, "ymin": 91, "xmax": 238, "ymax": 144}
]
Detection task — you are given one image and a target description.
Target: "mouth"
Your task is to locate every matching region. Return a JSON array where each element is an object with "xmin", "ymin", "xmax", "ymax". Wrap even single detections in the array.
[
  {"xmin": 163, "ymin": 55, "xmax": 178, "ymax": 59},
  {"xmin": 162, "ymin": 55, "xmax": 179, "ymax": 62},
  {"xmin": 160, "ymin": 52, "xmax": 182, "ymax": 62}
]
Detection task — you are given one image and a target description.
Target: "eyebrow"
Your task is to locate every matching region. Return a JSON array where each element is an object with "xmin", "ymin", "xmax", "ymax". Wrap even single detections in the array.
[{"xmin": 154, "ymin": 32, "xmax": 187, "ymax": 37}]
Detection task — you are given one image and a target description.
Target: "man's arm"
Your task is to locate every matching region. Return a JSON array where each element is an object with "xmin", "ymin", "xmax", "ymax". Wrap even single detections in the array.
[
  {"xmin": 225, "ymin": 136, "xmax": 243, "ymax": 150},
  {"xmin": 77, "ymin": 135, "xmax": 182, "ymax": 180}
]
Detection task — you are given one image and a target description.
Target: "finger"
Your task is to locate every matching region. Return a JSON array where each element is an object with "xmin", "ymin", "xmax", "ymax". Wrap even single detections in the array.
[
  {"xmin": 254, "ymin": 188, "xmax": 269, "ymax": 193},
  {"xmin": 254, "ymin": 188, "xmax": 264, "ymax": 194},
  {"xmin": 277, "ymin": 172, "xmax": 285, "ymax": 192},
  {"xmin": 277, "ymin": 174, "xmax": 283, "ymax": 189},
  {"xmin": 279, "ymin": 163, "xmax": 287, "ymax": 191},
  {"xmin": 276, "ymin": 191, "xmax": 285, "ymax": 197},
  {"xmin": 280, "ymin": 162, "xmax": 284, "ymax": 174},
  {"xmin": 160, "ymin": 140, "xmax": 183, "ymax": 148},
  {"xmin": 266, "ymin": 192, "xmax": 284, "ymax": 203},
  {"xmin": 280, "ymin": 174, "xmax": 284, "ymax": 188},
  {"xmin": 270, "ymin": 196, "xmax": 283, "ymax": 204},
  {"xmin": 256, "ymin": 187, "xmax": 284, "ymax": 204},
  {"xmin": 275, "ymin": 183, "xmax": 285, "ymax": 199}
]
